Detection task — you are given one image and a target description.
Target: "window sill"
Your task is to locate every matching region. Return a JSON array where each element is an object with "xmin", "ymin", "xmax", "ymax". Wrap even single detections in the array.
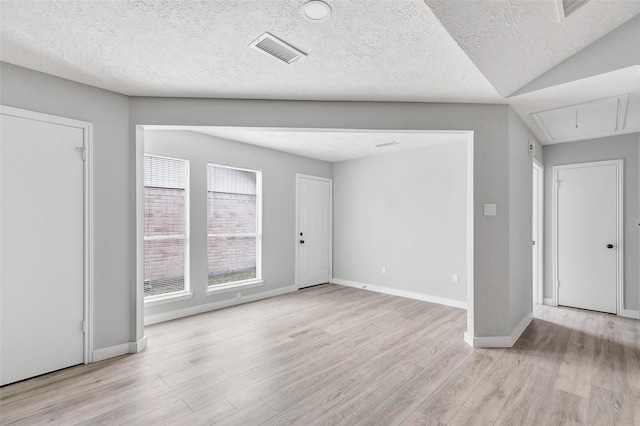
[
  {"xmin": 144, "ymin": 291, "xmax": 193, "ymax": 307},
  {"xmin": 206, "ymin": 279, "xmax": 264, "ymax": 296}
]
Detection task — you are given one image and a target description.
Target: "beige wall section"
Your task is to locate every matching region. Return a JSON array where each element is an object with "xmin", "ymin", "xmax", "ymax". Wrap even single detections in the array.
[
  {"xmin": 543, "ymin": 133, "xmax": 640, "ymax": 311},
  {"xmin": 332, "ymin": 140, "xmax": 468, "ymax": 305},
  {"xmin": 0, "ymin": 62, "xmax": 132, "ymax": 351},
  {"xmin": 142, "ymin": 130, "xmax": 332, "ymax": 319}
]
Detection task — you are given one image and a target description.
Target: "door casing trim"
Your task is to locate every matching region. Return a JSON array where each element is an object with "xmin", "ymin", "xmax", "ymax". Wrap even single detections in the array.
[{"xmin": 533, "ymin": 159, "xmax": 544, "ymax": 305}]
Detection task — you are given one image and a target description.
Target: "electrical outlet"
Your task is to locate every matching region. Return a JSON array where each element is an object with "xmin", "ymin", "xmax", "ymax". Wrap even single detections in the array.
[
  {"xmin": 381, "ymin": 266, "xmax": 386, "ymax": 274},
  {"xmin": 236, "ymin": 292, "xmax": 241, "ymax": 300},
  {"xmin": 452, "ymin": 274, "xmax": 459, "ymax": 284}
]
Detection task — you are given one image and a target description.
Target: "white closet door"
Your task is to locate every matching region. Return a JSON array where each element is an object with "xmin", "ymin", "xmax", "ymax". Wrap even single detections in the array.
[
  {"xmin": 556, "ymin": 162, "xmax": 619, "ymax": 314},
  {"xmin": 1, "ymin": 113, "xmax": 85, "ymax": 386}
]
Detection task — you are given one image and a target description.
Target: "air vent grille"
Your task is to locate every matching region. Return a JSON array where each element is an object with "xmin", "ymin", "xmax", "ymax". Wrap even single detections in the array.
[
  {"xmin": 250, "ymin": 33, "xmax": 306, "ymax": 64},
  {"xmin": 562, "ymin": 0, "xmax": 590, "ymax": 17}
]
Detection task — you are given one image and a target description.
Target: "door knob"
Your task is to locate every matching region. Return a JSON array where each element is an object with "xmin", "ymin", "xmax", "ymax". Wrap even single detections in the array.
[
  {"xmin": 300, "ymin": 240, "xmax": 305, "ymax": 244},
  {"xmin": 607, "ymin": 244, "xmax": 614, "ymax": 249}
]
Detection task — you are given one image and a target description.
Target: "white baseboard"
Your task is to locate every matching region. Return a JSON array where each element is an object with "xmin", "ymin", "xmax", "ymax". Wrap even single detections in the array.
[
  {"xmin": 543, "ymin": 298, "xmax": 554, "ymax": 306},
  {"xmin": 130, "ymin": 336, "xmax": 148, "ymax": 354},
  {"xmin": 144, "ymin": 285, "xmax": 297, "ymax": 325},
  {"xmin": 331, "ymin": 278, "xmax": 467, "ymax": 310},
  {"xmin": 92, "ymin": 336, "xmax": 149, "ymax": 362},
  {"xmin": 93, "ymin": 343, "xmax": 130, "ymax": 362},
  {"xmin": 621, "ymin": 309, "xmax": 640, "ymax": 319},
  {"xmin": 464, "ymin": 313, "xmax": 533, "ymax": 348}
]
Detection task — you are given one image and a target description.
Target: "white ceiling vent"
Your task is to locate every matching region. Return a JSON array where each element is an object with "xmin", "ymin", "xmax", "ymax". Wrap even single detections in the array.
[
  {"xmin": 555, "ymin": 0, "xmax": 591, "ymax": 21},
  {"xmin": 250, "ymin": 33, "xmax": 306, "ymax": 64},
  {"xmin": 531, "ymin": 94, "xmax": 629, "ymax": 144}
]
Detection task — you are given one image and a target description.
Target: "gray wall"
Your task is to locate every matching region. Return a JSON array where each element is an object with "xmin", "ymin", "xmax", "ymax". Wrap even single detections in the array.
[
  {"xmin": 143, "ymin": 130, "xmax": 332, "ymax": 318},
  {"xmin": 332, "ymin": 140, "xmax": 468, "ymax": 303},
  {"xmin": 1, "ymin": 62, "xmax": 132, "ymax": 350},
  {"xmin": 543, "ymin": 133, "xmax": 640, "ymax": 310},
  {"xmin": 131, "ymin": 98, "xmax": 528, "ymax": 338},
  {"xmin": 533, "ymin": 139, "xmax": 544, "ymax": 164},
  {"xmin": 1, "ymin": 60, "xmax": 537, "ymax": 353},
  {"xmin": 508, "ymin": 108, "xmax": 536, "ymax": 330}
]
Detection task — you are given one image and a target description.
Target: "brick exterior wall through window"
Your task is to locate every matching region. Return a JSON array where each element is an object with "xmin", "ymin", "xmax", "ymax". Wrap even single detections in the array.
[
  {"xmin": 143, "ymin": 159, "xmax": 260, "ymax": 296},
  {"xmin": 207, "ymin": 192, "xmax": 257, "ymax": 281},
  {"xmin": 144, "ymin": 187, "xmax": 186, "ymax": 295},
  {"xmin": 207, "ymin": 165, "xmax": 259, "ymax": 285},
  {"xmin": 143, "ymin": 155, "xmax": 189, "ymax": 297}
]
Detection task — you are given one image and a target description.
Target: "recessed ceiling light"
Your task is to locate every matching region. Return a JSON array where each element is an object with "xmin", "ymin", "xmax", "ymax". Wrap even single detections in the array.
[{"xmin": 302, "ymin": 1, "xmax": 331, "ymax": 21}]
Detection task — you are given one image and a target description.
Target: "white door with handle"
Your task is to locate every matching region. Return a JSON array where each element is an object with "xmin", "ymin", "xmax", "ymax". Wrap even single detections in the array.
[
  {"xmin": 297, "ymin": 175, "xmax": 331, "ymax": 289},
  {"xmin": 554, "ymin": 160, "xmax": 622, "ymax": 314},
  {"xmin": 1, "ymin": 110, "xmax": 87, "ymax": 386}
]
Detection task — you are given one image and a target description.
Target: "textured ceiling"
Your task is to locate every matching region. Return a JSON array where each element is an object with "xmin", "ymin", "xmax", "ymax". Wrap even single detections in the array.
[
  {"xmin": 426, "ymin": 0, "xmax": 640, "ymax": 97},
  {"xmin": 191, "ymin": 128, "xmax": 469, "ymax": 162},
  {"xmin": 512, "ymin": 14, "xmax": 640, "ymax": 97},
  {"xmin": 0, "ymin": 0, "xmax": 502, "ymax": 103},
  {"xmin": 1, "ymin": 0, "xmax": 639, "ymax": 149}
]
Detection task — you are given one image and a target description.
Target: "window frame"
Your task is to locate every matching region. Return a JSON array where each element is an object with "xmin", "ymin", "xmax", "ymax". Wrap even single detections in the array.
[
  {"xmin": 205, "ymin": 163, "xmax": 263, "ymax": 296},
  {"xmin": 143, "ymin": 153, "xmax": 192, "ymax": 305}
]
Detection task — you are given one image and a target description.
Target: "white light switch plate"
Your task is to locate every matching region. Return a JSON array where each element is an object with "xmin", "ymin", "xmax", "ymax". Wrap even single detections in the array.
[{"xmin": 484, "ymin": 204, "xmax": 497, "ymax": 216}]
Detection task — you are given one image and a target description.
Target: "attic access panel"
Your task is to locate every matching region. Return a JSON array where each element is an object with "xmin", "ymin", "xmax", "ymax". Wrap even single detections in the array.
[{"xmin": 531, "ymin": 95, "xmax": 628, "ymax": 143}]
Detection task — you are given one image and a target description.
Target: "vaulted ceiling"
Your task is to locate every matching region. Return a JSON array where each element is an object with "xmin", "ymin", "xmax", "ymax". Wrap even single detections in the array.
[{"xmin": 1, "ymin": 0, "xmax": 639, "ymax": 153}]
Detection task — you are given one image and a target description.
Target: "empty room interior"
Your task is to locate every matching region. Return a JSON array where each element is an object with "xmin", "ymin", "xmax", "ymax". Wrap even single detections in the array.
[{"xmin": 1, "ymin": 1, "xmax": 639, "ymax": 425}]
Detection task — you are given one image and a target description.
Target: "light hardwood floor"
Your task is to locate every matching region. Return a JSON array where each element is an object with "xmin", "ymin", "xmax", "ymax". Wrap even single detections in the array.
[{"xmin": 1, "ymin": 284, "xmax": 639, "ymax": 425}]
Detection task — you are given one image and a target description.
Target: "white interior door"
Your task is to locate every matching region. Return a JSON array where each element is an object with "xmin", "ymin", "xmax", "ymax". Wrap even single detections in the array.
[
  {"xmin": 1, "ymin": 112, "xmax": 85, "ymax": 386},
  {"xmin": 297, "ymin": 175, "xmax": 331, "ymax": 289},
  {"xmin": 554, "ymin": 161, "xmax": 621, "ymax": 314}
]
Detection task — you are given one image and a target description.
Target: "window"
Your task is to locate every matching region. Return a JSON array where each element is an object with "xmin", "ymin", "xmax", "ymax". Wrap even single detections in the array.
[
  {"xmin": 207, "ymin": 164, "xmax": 261, "ymax": 287},
  {"xmin": 144, "ymin": 155, "xmax": 189, "ymax": 299}
]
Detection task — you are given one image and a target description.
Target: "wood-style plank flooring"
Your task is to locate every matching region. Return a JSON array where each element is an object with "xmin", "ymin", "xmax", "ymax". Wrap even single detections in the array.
[{"xmin": 1, "ymin": 284, "xmax": 639, "ymax": 425}]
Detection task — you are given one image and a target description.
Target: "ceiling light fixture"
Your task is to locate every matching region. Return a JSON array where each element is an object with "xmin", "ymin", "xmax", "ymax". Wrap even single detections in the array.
[
  {"xmin": 302, "ymin": 1, "xmax": 332, "ymax": 22},
  {"xmin": 375, "ymin": 141, "xmax": 399, "ymax": 148}
]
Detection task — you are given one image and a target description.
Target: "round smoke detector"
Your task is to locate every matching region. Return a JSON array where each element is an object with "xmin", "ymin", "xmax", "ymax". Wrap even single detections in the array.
[{"xmin": 302, "ymin": 1, "xmax": 332, "ymax": 21}]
